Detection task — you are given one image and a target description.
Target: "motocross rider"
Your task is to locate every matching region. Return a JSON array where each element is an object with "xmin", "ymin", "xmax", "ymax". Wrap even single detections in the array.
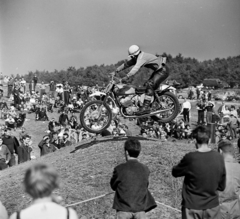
[{"xmin": 115, "ymin": 45, "xmax": 169, "ymax": 115}]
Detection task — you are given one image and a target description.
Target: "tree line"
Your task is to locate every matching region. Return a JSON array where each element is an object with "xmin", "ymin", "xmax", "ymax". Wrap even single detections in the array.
[{"xmin": 19, "ymin": 53, "xmax": 240, "ymax": 88}]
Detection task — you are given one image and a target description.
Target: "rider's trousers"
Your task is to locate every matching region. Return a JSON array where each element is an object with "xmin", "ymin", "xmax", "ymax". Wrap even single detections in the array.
[{"xmin": 145, "ymin": 64, "xmax": 170, "ymax": 96}]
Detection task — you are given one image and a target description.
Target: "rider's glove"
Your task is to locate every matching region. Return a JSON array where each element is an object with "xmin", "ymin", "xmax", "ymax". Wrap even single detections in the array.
[
  {"xmin": 109, "ymin": 72, "xmax": 115, "ymax": 77},
  {"xmin": 121, "ymin": 76, "xmax": 129, "ymax": 84}
]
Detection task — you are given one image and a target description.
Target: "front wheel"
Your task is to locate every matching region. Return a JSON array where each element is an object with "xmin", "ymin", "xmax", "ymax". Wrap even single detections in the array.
[
  {"xmin": 80, "ymin": 100, "xmax": 112, "ymax": 134},
  {"xmin": 151, "ymin": 91, "xmax": 180, "ymax": 123}
]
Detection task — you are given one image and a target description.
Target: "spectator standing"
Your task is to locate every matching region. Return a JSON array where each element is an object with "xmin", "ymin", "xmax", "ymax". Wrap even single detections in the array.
[
  {"xmin": 172, "ymin": 126, "xmax": 226, "ymax": 219},
  {"xmin": 63, "ymin": 81, "xmax": 71, "ymax": 105},
  {"xmin": 9, "ymin": 163, "xmax": 78, "ymax": 219},
  {"xmin": 205, "ymin": 100, "xmax": 215, "ymax": 124},
  {"xmin": 20, "ymin": 77, "xmax": 26, "ymax": 93},
  {"xmin": 2, "ymin": 128, "xmax": 19, "ymax": 167},
  {"xmin": 196, "ymin": 87, "xmax": 200, "ymax": 100},
  {"xmin": 33, "ymin": 75, "xmax": 38, "ymax": 91},
  {"xmin": 29, "ymin": 80, "xmax": 34, "ymax": 95},
  {"xmin": 196, "ymin": 99, "xmax": 206, "ymax": 125},
  {"xmin": 17, "ymin": 135, "xmax": 32, "ymax": 164},
  {"xmin": 110, "ymin": 139, "xmax": 157, "ymax": 218},
  {"xmin": 181, "ymin": 98, "xmax": 191, "ymax": 124},
  {"xmin": 49, "ymin": 81, "xmax": 55, "ymax": 98},
  {"xmin": 0, "ymin": 137, "xmax": 11, "ymax": 170},
  {"xmin": 7, "ymin": 77, "xmax": 14, "ymax": 98},
  {"xmin": 228, "ymin": 114, "xmax": 238, "ymax": 139},
  {"xmin": 39, "ymin": 82, "xmax": 46, "ymax": 99},
  {"xmin": 217, "ymin": 140, "xmax": 240, "ymax": 218},
  {"xmin": 208, "ymin": 89, "xmax": 212, "ymax": 101}
]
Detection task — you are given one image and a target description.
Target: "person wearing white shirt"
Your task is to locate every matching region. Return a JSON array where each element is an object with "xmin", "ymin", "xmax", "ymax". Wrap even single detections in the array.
[
  {"xmin": 9, "ymin": 163, "xmax": 78, "ymax": 219},
  {"xmin": 181, "ymin": 98, "xmax": 191, "ymax": 124}
]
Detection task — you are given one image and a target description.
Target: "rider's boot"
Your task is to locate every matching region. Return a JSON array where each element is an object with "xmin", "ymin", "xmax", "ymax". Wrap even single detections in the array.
[{"xmin": 136, "ymin": 95, "xmax": 152, "ymax": 115}]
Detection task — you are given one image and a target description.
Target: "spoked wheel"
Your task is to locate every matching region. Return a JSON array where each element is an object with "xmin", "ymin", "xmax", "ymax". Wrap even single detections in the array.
[
  {"xmin": 151, "ymin": 91, "xmax": 180, "ymax": 123},
  {"xmin": 80, "ymin": 100, "xmax": 112, "ymax": 134}
]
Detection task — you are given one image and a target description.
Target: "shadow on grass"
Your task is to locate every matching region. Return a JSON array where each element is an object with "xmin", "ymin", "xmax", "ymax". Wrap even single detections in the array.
[{"xmin": 71, "ymin": 136, "xmax": 158, "ymax": 153}]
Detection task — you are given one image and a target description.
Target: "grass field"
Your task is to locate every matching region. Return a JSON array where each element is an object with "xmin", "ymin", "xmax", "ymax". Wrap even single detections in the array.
[{"xmin": 0, "ymin": 90, "xmax": 239, "ymax": 218}]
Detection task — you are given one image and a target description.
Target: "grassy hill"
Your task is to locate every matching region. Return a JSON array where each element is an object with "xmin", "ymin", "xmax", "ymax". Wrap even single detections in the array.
[{"xmin": 0, "ymin": 133, "xmax": 200, "ymax": 218}]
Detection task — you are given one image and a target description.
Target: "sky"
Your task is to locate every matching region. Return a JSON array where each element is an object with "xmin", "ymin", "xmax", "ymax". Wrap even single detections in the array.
[{"xmin": 0, "ymin": 0, "xmax": 240, "ymax": 76}]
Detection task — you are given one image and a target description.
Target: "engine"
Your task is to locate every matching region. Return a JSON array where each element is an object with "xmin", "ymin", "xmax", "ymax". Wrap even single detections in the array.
[
  {"xmin": 120, "ymin": 95, "xmax": 139, "ymax": 115},
  {"xmin": 125, "ymin": 105, "xmax": 139, "ymax": 115}
]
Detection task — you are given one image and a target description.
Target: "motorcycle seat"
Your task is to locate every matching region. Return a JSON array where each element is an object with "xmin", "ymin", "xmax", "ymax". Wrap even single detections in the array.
[{"xmin": 135, "ymin": 87, "xmax": 146, "ymax": 94}]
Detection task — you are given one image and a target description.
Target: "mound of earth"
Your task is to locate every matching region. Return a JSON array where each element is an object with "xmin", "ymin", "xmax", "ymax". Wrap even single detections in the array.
[{"xmin": 0, "ymin": 136, "xmax": 198, "ymax": 219}]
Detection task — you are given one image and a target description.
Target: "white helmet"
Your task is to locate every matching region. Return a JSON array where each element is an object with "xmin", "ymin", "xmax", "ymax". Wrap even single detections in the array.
[{"xmin": 128, "ymin": 45, "xmax": 141, "ymax": 57}]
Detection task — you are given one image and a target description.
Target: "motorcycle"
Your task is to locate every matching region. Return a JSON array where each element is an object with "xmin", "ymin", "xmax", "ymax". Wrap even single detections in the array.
[{"xmin": 80, "ymin": 74, "xmax": 180, "ymax": 134}]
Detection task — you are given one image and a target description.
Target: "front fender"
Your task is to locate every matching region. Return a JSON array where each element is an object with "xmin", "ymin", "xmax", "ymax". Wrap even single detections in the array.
[{"xmin": 89, "ymin": 91, "xmax": 106, "ymax": 97}]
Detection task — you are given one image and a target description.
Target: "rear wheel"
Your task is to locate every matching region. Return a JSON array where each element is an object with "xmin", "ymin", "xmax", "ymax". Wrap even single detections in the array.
[
  {"xmin": 151, "ymin": 91, "xmax": 180, "ymax": 123},
  {"xmin": 80, "ymin": 100, "xmax": 112, "ymax": 134}
]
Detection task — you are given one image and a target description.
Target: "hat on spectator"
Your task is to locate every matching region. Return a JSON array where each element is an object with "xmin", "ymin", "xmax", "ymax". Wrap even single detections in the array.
[{"xmin": 43, "ymin": 135, "xmax": 50, "ymax": 141}]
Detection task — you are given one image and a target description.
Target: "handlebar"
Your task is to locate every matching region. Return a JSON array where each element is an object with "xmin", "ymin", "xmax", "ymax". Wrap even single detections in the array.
[{"xmin": 108, "ymin": 72, "xmax": 122, "ymax": 83}]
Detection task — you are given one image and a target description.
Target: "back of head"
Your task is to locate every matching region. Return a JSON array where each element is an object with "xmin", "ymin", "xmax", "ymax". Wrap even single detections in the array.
[
  {"xmin": 124, "ymin": 139, "xmax": 141, "ymax": 158},
  {"xmin": 192, "ymin": 125, "xmax": 210, "ymax": 144},
  {"xmin": 218, "ymin": 140, "xmax": 234, "ymax": 155},
  {"xmin": 24, "ymin": 163, "xmax": 59, "ymax": 199}
]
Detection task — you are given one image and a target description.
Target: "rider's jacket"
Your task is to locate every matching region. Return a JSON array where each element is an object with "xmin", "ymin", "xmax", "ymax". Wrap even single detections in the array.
[{"xmin": 116, "ymin": 52, "xmax": 164, "ymax": 78}]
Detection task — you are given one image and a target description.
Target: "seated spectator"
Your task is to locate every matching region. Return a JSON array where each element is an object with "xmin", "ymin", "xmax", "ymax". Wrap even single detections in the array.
[
  {"xmin": 229, "ymin": 105, "xmax": 238, "ymax": 118},
  {"xmin": 48, "ymin": 118, "xmax": 59, "ymax": 132},
  {"xmin": 0, "ymin": 137, "xmax": 11, "ymax": 170},
  {"xmin": 41, "ymin": 135, "xmax": 57, "ymax": 156},
  {"xmin": 15, "ymin": 107, "xmax": 26, "ymax": 128},
  {"xmin": 5, "ymin": 114, "xmax": 17, "ymax": 130},
  {"xmin": 9, "ymin": 163, "xmax": 78, "ymax": 219},
  {"xmin": 218, "ymin": 140, "xmax": 240, "ymax": 218},
  {"xmin": 37, "ymin": 105, "xmax": 49, "ymax": 121},
  {"xmin": 69, "ymin": 113, "xmax": 78, "ymax": 129},
  {"xmin": 59, "ymin": 133, "xmax": 72, "ymax": 148},
  {"xmin": 59, "ymin": 110, "xmax": 69, "ymax": 127},
  {"xmin": 17, "ymin": 135, "xmax": 32, "ymax": 164},
  {"xmin": 184, "ymin": 125, "xmax": 192, "ymax": 139},
  {"xmin": 50, "ymin": 132, "xmax": 61, "ymax": 149}
]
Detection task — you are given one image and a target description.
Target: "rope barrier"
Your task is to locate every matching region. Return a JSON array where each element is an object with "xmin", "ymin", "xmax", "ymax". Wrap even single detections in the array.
[
  {"xmin": 65, "ymin": 192, "xmax": 114, "ymax": 207},
  {"xmin": 155, "ymin": 201, "xmax": 181, "ymax": 213},
  {"xmin": 65, "ymin": 192, "xmax": 181, "ymax": 213}
]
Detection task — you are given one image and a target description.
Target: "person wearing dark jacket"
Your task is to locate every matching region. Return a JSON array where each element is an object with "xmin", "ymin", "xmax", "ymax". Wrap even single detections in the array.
[
  {"xmin": 48, "ymin": 118, "xmax": 59, "ymax": 132},
  {"xmin": 110, "ymin": 139, "xmax": 156, "ymax": 218},
  {"xmin": 33, "ymin": 75, "xmax": 38, "ymax": 91},
  {"xmin": 2, "ymin": 128, "xmax": 19, "ymax": 167},
  {"xmin": 41, "ymin": 135, "xmax": 56, "ymax": 156},
  {"xmin": 59, "ymin": 133, "xmax": 72, "ymax": 148},
  {"xmin": 17, "ymin": 135, "xmax": 32, "ymax": 164},
  {"xmin": 172, "ymin": 126, "xmax": 226, "ymax": 219},
  {"xmin": 58, "ymin": 111, "xmax": 69, "ymax": 127}
]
